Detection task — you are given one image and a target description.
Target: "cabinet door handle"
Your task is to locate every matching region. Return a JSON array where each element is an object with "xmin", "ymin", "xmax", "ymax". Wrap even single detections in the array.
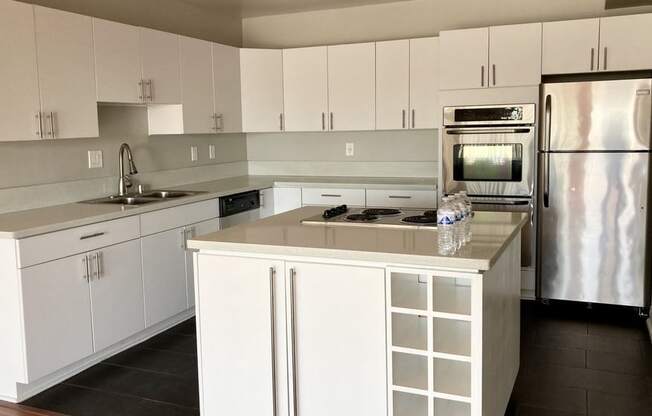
[
  {"xmin": 181, "ymin": 229, "xmax": 187, "ymax": 249},
  {"xmin": 402, "ymin": 109, "xmax": 406, "ymax": 129},
  {"xmin": 269, "ymin": 267, "xmax": 277, "ymax": 416},
  {"xmin": 289, "ymin": 267, "xmax": 298, "ymax": 416},
  {"xmin": 492, "ymin": 64, "xmax": 496, "ymax": 86},
  {"xmin": 603, "ymin": 47, "xmax": 608, "ymax": 71},
  {"xmin": 88, "ymin": 252, "xmax": 98, "ymax": 280},
  {"xmin": 321, "ymin": 194, "xmax": 341, "ymax": 198},
  {"xmin": 82, "ymin": 255, "xmax": 89, "ymax": 282},
  {"xmin": 145, "ymin": 80, "xmax": 153, "ymax": 101},
  {"xmin": 96, "ymin": 251, "xmax": 103, "ymax": 279},
  {"xmin": 138, "ymin": 80, "xmax": 145, "ymax": 101},
  {"xmin": 411, "ymin": 109, "xmax": 415, "ymax": 129},
  {"xmin": 35, "ymin": 112, "xmax": 43, "ymax": 139},
  {"xmin": 389, "ymin": 195, "xmax": 412, "ymax": 199},
  {"xmin": 80, "ymin": 232, "xmax": 105, "ymax": 240},
  {"xmin": 46, "ymin": 112, "xmax": 55, "ymax": 139},
  {"xmin": 321, "ymin": 112, "xmax": 325, "ymax": 131},
  {"xmin": 279, "ymin": 113, "xmax": 284, "ymax": 131},
  {"xmin": 590, "ymin": 48, "xmax": 595, "ymax": 71},
  {"xmin": 216, "ymin": 113, "xmax": 223, "ymax": 131},
  {"xmin": 330, "ymin": 112, "xmax": 334, "ymax": 130},
  {"xmin": 481, "ymin": 65, "xmax": 485, "ymax": 87}
]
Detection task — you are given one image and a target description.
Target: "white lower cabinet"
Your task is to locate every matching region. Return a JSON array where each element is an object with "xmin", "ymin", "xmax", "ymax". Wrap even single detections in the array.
[
  {"xmin": 301, "ymin": 187, "xmax": 366, "ymax": 207},
  {"xmin": 260, "ymin": 188, "xmax": 276, "ymax": 218},
  {"xmin": 274, "ymin": 187, "xmax": 302, "ymax": 214},
  {"xmin": 88, "ymin": 239, "xmax": 145, "ymax": 352},
  {"xmin": 196, "ymin": 255, "xmax": 387, "ymax": 416},
  {"xmin": 366, "ymin": 189, "xmax": 437, "ymax": 209},
  {"xmin": 183, "ymin": 218, "xmax": 221, "ymax": 307},
  {"xmin": 19, "ymin": 253, "xmax": 95, "ymax": 382},
  {"xmin": 141, "ymin": 227, "xmax": 189, "ymax": 327}
]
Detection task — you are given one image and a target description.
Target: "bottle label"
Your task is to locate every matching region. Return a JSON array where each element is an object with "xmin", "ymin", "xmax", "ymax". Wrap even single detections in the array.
[{"xmin": 437, "ymin": 210, "xmax": 456, "ymax": 225}]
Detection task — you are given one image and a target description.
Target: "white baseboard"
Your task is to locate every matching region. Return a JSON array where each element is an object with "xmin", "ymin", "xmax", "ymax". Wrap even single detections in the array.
[{"xmin": 4, "ymin": 309, "xmax": 194, "ymax": 403}]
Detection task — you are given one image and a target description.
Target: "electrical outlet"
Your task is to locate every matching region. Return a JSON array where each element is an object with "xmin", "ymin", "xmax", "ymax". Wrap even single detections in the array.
[
  {"xmin": 346, "ymin": 142, "xmax": 355, "ymax": 157},
  {"xmin": 190, "ymin": 145, "xmax": 198, "ymax": 162},
  {"xmin": 208, "ymin": 144, "xmax": 216, "ymax": 160},
  {"xmin": 87, "ymin": 150, "xmax": 103, "ymax": 169}
]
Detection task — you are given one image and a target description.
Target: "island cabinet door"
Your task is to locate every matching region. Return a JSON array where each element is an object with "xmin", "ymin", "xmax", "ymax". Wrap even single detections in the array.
[
  {"xmin": 286, "ymin": 262, "xmax": 387, "ymax": 416},
  {"xmin": 195, "ymin": 255, "xmax": 288, "ymax": 416}
]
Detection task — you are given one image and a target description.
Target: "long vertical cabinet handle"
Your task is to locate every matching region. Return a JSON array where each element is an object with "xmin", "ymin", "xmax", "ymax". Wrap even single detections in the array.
[
  {"xmin": 138, "ymin": 80, "xmax": 145, "ymax": 102},
  {"xmin": 411, "ymin": 109, "xmax": 416, "ymax": 129},
  {"xmin": 269, "ymin": 267, "xmax": 277, "ymax": 416},
  {"xmin": 280, "ymin": 113, "xmax": 284, "ymax": 131},
  {"xmin": 289, "ymin": 267, "xmax": 298, "ymax": 416},
  {"xmin": 96, "ymin": 251, "xmax": 103, "ymax": 279},
  {"xmin": 45, "ymin": 112, "xmax": 55, "ymax": 139},
  {"xmin": 492, "ymin": 64, "xmax": 496, "ymax": 86},
  {"xmin": 590, "ymin": 48, "xmax": 595, "ymax": 71},
  {"xmin": 181, "ymin": 229, "xmax": 187, "ymax": 249},
  {"xmin": 330, "ymin": 112, "xmax": 334, "ymax": 130},
  {"xmin": 145, "ymin": 80, "xmax": 153, "ymax": 101},
  {"xmin": 35, "ymin": 112, "xmax": 43, "ymax": 139},
  {"xmin": 321, "ymin": 112, "xmax": 325, "ymax": 131},
  {"xmin": 543, "ymin": 95, "xmax": 552, "ymax": 208},
  {"xmin": 481, "ymin": 65, "xmax": 485, "ymax": 87},
  {"xmin": 603, "ymin": 47, "xmax": 608, "ymax": 71},
  {"xmin": 82, "ymin": 255, "xmax": 89, "ymax": 282},
  {"xmin": 402, "ymin": 110, "xmax": 406, "ymax": 129}
]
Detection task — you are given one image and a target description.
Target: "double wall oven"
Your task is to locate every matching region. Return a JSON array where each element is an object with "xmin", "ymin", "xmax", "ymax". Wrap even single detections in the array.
[{"xmin": 442, "ymin": 104, "xmax": 537, "ymax": 272}]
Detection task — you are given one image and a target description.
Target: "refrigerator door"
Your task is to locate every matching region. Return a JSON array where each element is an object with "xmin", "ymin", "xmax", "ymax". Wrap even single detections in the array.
[
  {"xmin": 538, "ymin": 152, "xmax": 651, "ymax": 307},
  {"xmin": 541, "ymin": 79, "xmax": 652, "ymax": 152}
]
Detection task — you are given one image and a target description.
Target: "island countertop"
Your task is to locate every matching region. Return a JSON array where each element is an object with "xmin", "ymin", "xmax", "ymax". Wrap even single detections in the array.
[{"xmin": 188, "ymin": 206, "xmax": 528, "ymax": 271}]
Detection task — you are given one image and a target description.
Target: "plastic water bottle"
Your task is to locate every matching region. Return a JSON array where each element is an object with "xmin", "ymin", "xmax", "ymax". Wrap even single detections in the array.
[
  {"xmin": 458, "ymin": 191, "xmax": 473, "ymax": 243},
  {"xmin": 437, "ymin": 197, "xmax": 456, "ymax": 254},
  {"xmin": 451, "ymin": 194, "xmax": 466, "ymax": 248}
]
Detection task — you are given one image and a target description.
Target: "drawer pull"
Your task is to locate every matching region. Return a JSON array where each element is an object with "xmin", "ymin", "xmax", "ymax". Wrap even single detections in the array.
[
  {"xmin": 80, "ymin": 232, "xmax": 106, "ymax": 240},
  {"xmin": 321, "ymin": 194, "xmax": 342, "ymax": 198},
  {"xmin": 389, "ymin": 195, "xmax": 412, "ymax": 199}
]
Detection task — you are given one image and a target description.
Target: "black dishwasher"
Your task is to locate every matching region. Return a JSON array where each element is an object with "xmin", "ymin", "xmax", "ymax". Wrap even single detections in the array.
[{"xmin": 218, "ymin": 190, "xmax": 261, "ymax": 229}]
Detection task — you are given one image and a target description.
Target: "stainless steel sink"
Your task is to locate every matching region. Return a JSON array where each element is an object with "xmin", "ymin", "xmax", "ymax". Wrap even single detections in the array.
[{"xmin": 80, "ymin": 190, "xmax": 205, "ymax": 206}]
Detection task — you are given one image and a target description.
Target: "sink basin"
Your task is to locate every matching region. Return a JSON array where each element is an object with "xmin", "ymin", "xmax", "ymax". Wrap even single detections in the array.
[{"xmin": 80, "ymin": 189, "xmax": 205, "ymax": 206}]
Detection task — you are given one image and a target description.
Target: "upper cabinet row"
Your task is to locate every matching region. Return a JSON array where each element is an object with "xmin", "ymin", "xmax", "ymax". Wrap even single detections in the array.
[
  {"xmin": 542, "ymin": 14, "xmax": 652, "ymax": 74},
  {"xmin": 240, "ymin": 37, "xmax": 440, "ymax": 133}
]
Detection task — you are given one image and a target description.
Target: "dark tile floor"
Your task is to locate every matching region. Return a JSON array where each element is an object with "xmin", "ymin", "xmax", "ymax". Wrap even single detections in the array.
[
  {"xmin": 24, "ymin": 301, "xmax": 652, "ymax": 416},
  {"xmin": 24, "ymin": 319, "xmax": 200, "ymax": 416}
]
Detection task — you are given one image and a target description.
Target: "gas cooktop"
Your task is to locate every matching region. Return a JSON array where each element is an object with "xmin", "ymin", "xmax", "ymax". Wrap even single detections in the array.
[{"xmin": 301, "ymin": 205, "xmax": 438, "ymax": 229}]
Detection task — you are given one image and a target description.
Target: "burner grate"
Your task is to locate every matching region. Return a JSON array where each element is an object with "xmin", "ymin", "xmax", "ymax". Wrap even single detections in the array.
[
  {"xmin": 362, "ymin": 208, "xmax": 402, "ymax": 216},
  {"xmin": 346, "ymin": 214, "xmax": 379, "ymax": 222},
  {"xmin": 402, "ymin": 215, "xmax": 437, "ymax": 224}
]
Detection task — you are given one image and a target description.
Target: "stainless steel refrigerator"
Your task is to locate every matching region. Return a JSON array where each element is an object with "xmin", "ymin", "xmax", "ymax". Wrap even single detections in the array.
[{"xmin": 538, "ymin": 78, "xmax": 652, "ymax": 308}]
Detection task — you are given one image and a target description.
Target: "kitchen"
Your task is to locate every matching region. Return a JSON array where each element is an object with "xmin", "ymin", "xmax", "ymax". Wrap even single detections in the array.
[{"xmin": 0, "ymin": 0, "xmax": 651, "ymax": 415}]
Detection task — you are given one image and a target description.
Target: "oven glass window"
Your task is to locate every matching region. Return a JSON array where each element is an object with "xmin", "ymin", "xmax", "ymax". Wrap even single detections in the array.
[
  {"xmin": 454, "ymin": 107, "xmax": 523, "ymax": 122},
  {"xmin": 453, "ymin": 144, "xmax": 523, "ymax": 182}
]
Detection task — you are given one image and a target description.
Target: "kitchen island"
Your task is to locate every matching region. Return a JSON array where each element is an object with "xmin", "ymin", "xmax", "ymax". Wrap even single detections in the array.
[{"xmin": 188, "ymin": 207, "xmax": 527, "ymax": 416}]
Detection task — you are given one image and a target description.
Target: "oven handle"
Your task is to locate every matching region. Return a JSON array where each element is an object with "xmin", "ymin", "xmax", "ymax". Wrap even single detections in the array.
[
  {"xmin": 445, "ymin": 128, "xmax": 532, "ymax": 135},
  {"xmin": 469, "ymin": 199, "xmax": 530, "ymax": 206}
]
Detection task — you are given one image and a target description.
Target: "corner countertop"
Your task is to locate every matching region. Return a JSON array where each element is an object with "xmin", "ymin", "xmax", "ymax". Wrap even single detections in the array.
[
  {"xmin": 188, "ymin": 206, "xmax": 528, "ymax": 272},
  {"xmin": 0, "ymin": 175, "xmax": 437, "ymax": 239}
]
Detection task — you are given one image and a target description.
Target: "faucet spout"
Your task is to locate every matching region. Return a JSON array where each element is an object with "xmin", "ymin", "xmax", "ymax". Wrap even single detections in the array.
[{"xmin": 118, "ymin": 143, "xmax": 138, "ymax": 196}]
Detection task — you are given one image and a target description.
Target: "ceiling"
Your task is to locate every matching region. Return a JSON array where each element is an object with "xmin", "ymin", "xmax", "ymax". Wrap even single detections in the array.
[{"xmin": 179, "ymin": 0, "xmax": 413, "ymax": 17}]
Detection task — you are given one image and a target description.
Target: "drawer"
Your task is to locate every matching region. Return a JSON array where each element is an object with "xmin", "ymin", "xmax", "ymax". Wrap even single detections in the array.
[
  {"xmin": 140, "ymin": 199, "xmax": 219, "ymax": 236},
  {"xmin": 17, "ymin": 216, "xmax": 140, "ymax": 268},
  {"xmin": 366, "ymin": 189, "xmax": 437, "ymax": 209},
  {"xmin": 301, "ymin": 188, "xmax": 366, "ymax": 207}
]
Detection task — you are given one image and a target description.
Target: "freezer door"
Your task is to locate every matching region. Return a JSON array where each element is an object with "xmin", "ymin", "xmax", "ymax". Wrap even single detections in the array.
[
  {"xmin": 538, "ymin": 152, "xmax": 651, "ymax": 307},
  {"xmin": 541, "ymin": 79, "xmax": 651, "ymax": 151}
]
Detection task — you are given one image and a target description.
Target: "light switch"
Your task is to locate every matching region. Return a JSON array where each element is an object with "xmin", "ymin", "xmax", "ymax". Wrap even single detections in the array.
[
  {"xmin": 346, "ymin": 142, "xmax": 355, "ymax": 157},
  {"xmin": 209, "ymin": 144, "xmax": 216, "ymax": 160},
  {"xmin": 191, "ymin": 145, "xmax": 198, "ymax": 162},
  {"xmin": 88, "ymin": 150, "xmax": 103, "ymax": 169}
]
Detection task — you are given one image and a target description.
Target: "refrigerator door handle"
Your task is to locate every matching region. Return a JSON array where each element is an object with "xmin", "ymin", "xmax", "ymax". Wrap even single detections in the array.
[
  {"xmin": 543, "ymin": 153, "xmax": 550, "ymax": 208},
  {"xmin": 544, "ymin": 94, "xmax": 552, "ymax": 151}
]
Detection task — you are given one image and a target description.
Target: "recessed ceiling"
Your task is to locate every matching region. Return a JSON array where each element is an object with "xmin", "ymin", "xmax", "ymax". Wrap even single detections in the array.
[{"xmin": 179, "ymin": 0, "xmax": 413, "ymax": 18}]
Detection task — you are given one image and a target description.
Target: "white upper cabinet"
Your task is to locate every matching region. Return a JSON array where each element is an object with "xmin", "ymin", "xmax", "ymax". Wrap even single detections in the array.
[
  {"xmin": 93, "ymin": 18, "xmax": 143, "ymax": 103},
  {"xmin": 212, "ymin": 43, "xmax": 242, "ymax": 133},
  {"xmin": 489, "ymin": 23, "xmax": 542, "ymax": 88},
  {"xmin": 376, "ymin": 40, "xmax": 410, "ymax": 131},
  {"xmin": 34, "ymin": 6, "xmax": 98, "ymax": 139},
  {"xmin": 240, "ymin": 48, "xmax": 284, "ymax": 133},
  {"xmin": 283, "ymin": 46, "xmax": 329, "ymax": 132},
  {"xmin": 179, "ymin": 36, "xmax": 214, "ymax": 134},
  {"xmin": 327, "ymin": 42, "xmax": 376, "ymax": 131},
  {"xmin": 409, "ymin": 37, "xmax": 440, "ymax": 129},
  {"xmin": 542, "ymin": 19, "xmax": 600, "ymax": 75},
  {"xmin": 140, "ymin": 28, "xmax": 181, "ymax": 104},
  {"xmin": 440, "ymin": 28, "xmax": 489, "ymax": 90},
  {"xmin": 599, "ymin": 13, "xmax": 652, "ymax": 72},
  {"xmin": 0, "ymin": 0, "xmax": 41, "ymax": 142}
]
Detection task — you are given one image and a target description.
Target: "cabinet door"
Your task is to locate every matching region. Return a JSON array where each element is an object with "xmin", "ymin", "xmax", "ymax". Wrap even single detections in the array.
[
  {"xmin": 142, "ymin": 228, "xmax": 188, "ymax": 327},
  {"xmin": 283, "ymin": 46, "xmax": 329, "ymax": 132},
  {"xmin": 287, "ymin": 262, "xmax": 387, "ymax": 416},
  {"xmin": 184, "ymin": 218, "xmax": 220, "ymax": 308},
  {"xmin": 89, "ymin": 240, "xmax": 145, "ymax": 352},
  {"xmin": 34, "ymin": 6, "xmax": 98, "ymax": 139},
  {"xmin": 0, "ymin": 0, "xmax": 41, "ymax": 142},
  {"xmin": 599, "ymin": 14, "xmax": 652, "ymax": 72},
  {"xmin": 20, "ymin": 254, "xmax": 94, "ymax": 382},
  {"xmin": 274, "ymin": 187, "xmax": 302, "ymax": 214},
  {"xmin": 489, "ymin": 23, "xmax": 542, "ymax": 88},
  {"xmin": 180, "ymin": 36, "xmax": 214, "ymax": 134},
  {"xmin": 410, "ymin": 37, "xmax": 440, "ymax": 129},
  {"xmin": 93, "ymin": 18, "xmax": 143, "ymax": 103},
  {"xmin": 376, "ymin": 40, "xmax": 410, "ymax": 131},
  {"xmin": 327, "ymin": 43, "xmax": 376, "ymax": 131},
  {"xmin": 240, "ymin": 48, "xmax": 284, "ymax": 132},
  {"xmin": 440, "ymin": 28, "xmax": 489, "ymax": 90},
  {"xmin": 212, "ymin": 43, "xmax": 242, "ymax": 133},
  {"xmin": 196, "ymin": 255, "xmax": 286, "ymax": 416},
  {"xmin": 141, "ymin": 28, "xmax": 181, "ymax": 104},
  {"xmin": 542, "ymin": 19, "xmax": 600, "ymax": 75},
  {"xmin": 260, "ymin": 188, "xmax": 276, "ymax": 218}
]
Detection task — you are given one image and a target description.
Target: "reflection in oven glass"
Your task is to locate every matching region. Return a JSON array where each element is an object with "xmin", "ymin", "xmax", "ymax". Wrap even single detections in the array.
[{"xmin": 453, "ymin": 144, "xmax": 523, "ymax": 182}]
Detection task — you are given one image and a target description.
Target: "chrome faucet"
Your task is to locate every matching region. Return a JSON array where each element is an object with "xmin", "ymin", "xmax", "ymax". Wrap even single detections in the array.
[{"xmin": 118, "ymin": 143, "xmax": 138, "ymax": 196}]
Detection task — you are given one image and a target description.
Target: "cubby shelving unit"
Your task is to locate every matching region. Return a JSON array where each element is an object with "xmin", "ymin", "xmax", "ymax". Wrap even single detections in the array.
[{"xmin": 387, "ymin": 268, "xmax": 476, "ymax": 416}]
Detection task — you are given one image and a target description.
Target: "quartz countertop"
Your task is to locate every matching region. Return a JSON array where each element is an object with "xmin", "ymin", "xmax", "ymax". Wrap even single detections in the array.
[
  {"xmin": 188, "ymin": 206, "xmax": 528, "ymax": 271},
  {"xmin": 0, "ymin": 176, "xmax": 436, "ymax": 239}
]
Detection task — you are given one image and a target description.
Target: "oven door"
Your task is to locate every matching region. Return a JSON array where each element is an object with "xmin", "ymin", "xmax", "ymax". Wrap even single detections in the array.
[{"xmin": 442, "ymin": 126, "xmax": 535, "ymax": 197}]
